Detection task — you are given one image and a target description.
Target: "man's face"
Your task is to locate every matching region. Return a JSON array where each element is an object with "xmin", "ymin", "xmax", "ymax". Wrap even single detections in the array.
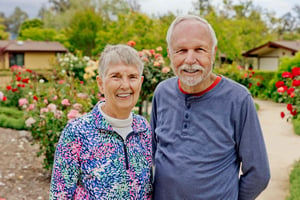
[{"xmin": 168, "ymin": 19, "xmax": 216, "ymax": 90}]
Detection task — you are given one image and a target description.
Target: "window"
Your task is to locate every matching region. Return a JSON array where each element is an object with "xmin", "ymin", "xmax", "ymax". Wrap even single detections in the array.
[{"xmin": 9, "ymin": 53, "xmax": 24, "ymax": 67}]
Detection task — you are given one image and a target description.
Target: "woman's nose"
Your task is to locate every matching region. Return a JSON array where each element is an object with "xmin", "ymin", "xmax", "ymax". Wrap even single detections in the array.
[{"xmin": 120, "ymin": 77, "xmax": 130, "ymax": 88}]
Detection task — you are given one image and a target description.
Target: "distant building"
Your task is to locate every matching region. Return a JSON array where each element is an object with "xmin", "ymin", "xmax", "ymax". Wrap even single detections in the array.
[
  {"xmin": 0, "ymin": 40, "xmax": 68, "ymax": 70},
  {"xmin": 242, "ymin": 41, "xmax": 300, "ymax": 71}
]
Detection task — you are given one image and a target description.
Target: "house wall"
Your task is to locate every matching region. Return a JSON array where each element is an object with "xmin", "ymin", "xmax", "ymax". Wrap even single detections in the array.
[
  {"xmin": 258, "ymin": 48, "xmax": 295, "ymax": 71},
  {"xmin": 25, "ymin": 52, "xmax": 57, "ymax": 70},
  {"xmin": 0, "ymin": 52, "xmax": 59, "ymax": 70},
  {"xmin": 0, "ymin": 53, "xmax": 9, "ymax": 69}
]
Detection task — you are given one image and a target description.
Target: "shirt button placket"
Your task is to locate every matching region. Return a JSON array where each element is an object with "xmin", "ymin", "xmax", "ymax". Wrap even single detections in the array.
[{"xmin": 182, "ymin": 103, "xmax": 190, "ymax": 135}]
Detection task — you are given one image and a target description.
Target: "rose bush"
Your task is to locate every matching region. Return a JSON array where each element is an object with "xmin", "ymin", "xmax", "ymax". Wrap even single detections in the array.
[
  {"xmin": 17, "ymin": 56, "xmax": 100, "ymax": 170},
  {"xmin": 275, "ymin": 66, "xmax": 300, "ymax": 120},
  {"xmin": 137, "ymin": 46, "xmax": 174, "ymax": 116}
]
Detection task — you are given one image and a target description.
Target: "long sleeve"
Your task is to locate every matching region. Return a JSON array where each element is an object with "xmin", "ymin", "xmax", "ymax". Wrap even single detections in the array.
[
  {"xmin": 237, "ymin": 96, "xmax": 270, "ymax": 200},
  {"xmin": 150, "ymin": 94, "xmax": 158, "ymax": 165},
  {"xmin": 49, "ymin": 123, "xmax": 81, "ymax": 199}
]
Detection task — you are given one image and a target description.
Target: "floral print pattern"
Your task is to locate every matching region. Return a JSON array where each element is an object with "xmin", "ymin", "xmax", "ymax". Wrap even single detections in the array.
[{"xmin": 49, "ymin": 102, "xmax": 152, "ymax": 199}]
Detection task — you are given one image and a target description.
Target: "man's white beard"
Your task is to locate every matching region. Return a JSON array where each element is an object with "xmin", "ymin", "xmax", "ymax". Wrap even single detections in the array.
[{"xmin": 176, "ymin": 64, "xmax": 208, "ymax": 86}]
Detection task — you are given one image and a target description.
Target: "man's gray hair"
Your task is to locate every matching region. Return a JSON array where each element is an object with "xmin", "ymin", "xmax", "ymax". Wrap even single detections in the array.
[
  {"xmin": 166, "ymin": 15, "xmax": 218, "ymax": 54},
  {"xmin": 98, "ymin": 44, "xmax": 144, "ymax": 78}
]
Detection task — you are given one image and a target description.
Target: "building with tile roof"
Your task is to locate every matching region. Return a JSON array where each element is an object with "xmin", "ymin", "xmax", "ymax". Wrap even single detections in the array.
[{"xmin": 0, "ymin": 40, "xmax": 68, "ymax": 70}]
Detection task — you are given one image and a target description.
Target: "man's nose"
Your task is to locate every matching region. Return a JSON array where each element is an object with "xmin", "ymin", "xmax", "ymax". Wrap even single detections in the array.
[{"xmin": 185, "ymin": 50, "xmax": 197, "ymax": 65}]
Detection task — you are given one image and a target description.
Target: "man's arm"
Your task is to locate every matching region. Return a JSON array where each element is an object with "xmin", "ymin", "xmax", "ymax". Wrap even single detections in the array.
[{"xmin": 237, "ymin": 96, "xmax": 270, "ymax": 200}]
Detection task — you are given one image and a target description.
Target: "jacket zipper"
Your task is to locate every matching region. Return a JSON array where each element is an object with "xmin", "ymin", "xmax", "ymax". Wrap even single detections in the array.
[{"xmin": 123, "ymin": 141, "xmax": 129, "ymax": 170}]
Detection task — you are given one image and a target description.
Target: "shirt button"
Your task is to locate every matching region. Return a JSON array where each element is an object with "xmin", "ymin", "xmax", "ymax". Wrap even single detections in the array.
[
  {"xmin": 187, "ymin": 104, "xmax": 191, "ymax": 109},
  {"xmin": 185, "ymin": 113, "xmax": 189, "ymax": 119},
  {"xmin": 183, "ymin": 123, "xmax": 188, "ymax": 129}
]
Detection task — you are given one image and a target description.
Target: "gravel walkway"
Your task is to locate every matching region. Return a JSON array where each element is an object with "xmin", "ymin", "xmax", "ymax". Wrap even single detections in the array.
[{"xmin": 255, "ymin": 99, "xmax": 300, "ymax": 200}]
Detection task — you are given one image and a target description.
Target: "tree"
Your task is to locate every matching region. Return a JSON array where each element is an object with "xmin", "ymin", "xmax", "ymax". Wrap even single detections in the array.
[
  {"xmin": 192, "ymin": 0, "xmax": 212, "ymax": 16},
  {"xmin": 0, "ymin": 17, "xmax": 9, "ymax": 40},
  {"xmin": 66, "ymin": 8, "xmax": 104, "ymax": 56},
  {"xmin": 18, "ymin": 18, "xmax": 44, "ymax": 38},
  {"xmin": 5, "ymin": 7, "xmax": 28, "ymax": 39}
]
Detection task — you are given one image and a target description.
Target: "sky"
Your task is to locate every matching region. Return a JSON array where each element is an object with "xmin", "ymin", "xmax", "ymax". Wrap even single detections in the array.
[{"xmin": 0, "ymin": 0, "xmax": 298, "ymax": 19}]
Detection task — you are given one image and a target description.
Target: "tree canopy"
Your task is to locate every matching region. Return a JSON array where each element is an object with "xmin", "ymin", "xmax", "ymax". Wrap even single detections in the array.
[{"xmin": 1, "ymin": 0, "xmax": 299, "ymax": 63}]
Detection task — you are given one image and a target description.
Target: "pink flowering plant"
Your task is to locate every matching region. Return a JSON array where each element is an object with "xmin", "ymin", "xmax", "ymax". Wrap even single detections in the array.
[
  {"xmin": 19, "ymin": 58, "xmax": 100, "ymax": 170},
  {"xmin": 135, "ymin": 45, "xmax": 174, "ymax": 115}
]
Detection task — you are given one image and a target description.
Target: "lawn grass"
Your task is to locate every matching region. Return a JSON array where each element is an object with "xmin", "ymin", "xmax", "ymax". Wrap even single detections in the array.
[
  {"xmin": 286, "ymin": 160, "xmax": 300, "ymax": 200},
  {"xmin": 0, "ymin": 107, "xmax": 26, "ymax": 130}
]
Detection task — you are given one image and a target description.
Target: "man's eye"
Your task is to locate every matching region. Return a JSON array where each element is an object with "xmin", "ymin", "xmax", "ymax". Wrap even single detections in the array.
[
  {"xmin": 175, "ymin": 49, "xmax": 186, "ymax": 53},
  {"xmin": 197, "ymin": 48, "xmax": 206, "ymax": 52}
]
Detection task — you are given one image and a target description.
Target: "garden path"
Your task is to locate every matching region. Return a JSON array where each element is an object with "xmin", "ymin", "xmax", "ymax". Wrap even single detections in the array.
[{"xmin": 255, "ymin": 99, "xmax": 300, "ymax": 200}]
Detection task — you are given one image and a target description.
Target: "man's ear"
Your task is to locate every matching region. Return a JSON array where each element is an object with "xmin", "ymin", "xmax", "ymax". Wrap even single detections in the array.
[
  {"xmin": 96, "ymin": 75, "xmax": 104, "ymax": 93},
  {"xmin": 213, "ymin": 46, "xmax": 218, "ymax": 63},
  {"xmin": 141, "ymin": 76, "xmax": 144, "ymax": 84}
]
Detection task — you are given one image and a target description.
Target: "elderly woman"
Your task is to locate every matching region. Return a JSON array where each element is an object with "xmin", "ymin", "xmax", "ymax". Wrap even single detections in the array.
[{"xmin": 49, "ymin": 44, "xmax": 152, "ymax": 199}]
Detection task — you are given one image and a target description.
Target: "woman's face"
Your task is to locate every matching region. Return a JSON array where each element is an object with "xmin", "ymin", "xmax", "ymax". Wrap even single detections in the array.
[{"xmin": 97, "ymin": 63, "xmax": 143, "ymax": 119}]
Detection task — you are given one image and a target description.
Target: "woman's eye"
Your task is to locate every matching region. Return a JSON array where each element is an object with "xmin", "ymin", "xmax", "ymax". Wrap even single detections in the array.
[
  {"xmin": 111, "ymin": 74, "xmax": 119, "ymax": 79},
  {"xmin": 129, "ymin": 75, "xmax": 138, "ymax": 79}
]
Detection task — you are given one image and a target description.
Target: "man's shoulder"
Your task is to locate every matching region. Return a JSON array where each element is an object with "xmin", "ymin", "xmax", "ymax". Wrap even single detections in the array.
[
  {"xmin": 155, "ymin": 77, "xmax": 177, "ymax": 92},
  {"xmin": 221, "ymin": 76, "xmax": 250, "ymax": 93}
]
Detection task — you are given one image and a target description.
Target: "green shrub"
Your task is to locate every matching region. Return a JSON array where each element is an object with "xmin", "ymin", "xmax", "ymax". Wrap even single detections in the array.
[
  {"xmin": 214, "ymin": 64, "xmax": 275, "ymax": 99},
  {"xmin": 0, "ymin": 106, "xmax": 24, "ymax": 118},
  {"xmin": 287, "ymin": 160, "xmax": 300, "ymax": 200},
  {"xmin": 0, "ymin": 106, "xmax": 26, "ymax": 130},
  {"xmin": 0, "ymin": 114, "xmax": 26, "ymax": 130},
  {"xmin": 292, "ymin": 118, "xmax": 300, "ymax": 136}
]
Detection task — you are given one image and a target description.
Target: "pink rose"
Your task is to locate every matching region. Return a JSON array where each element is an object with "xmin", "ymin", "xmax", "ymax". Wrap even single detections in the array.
[
  {"xmin": 18, "ymin": 98, "xmax": 28, "ymax": 107},
  {"xmin": 61, "ymin": 99, "xmax": 71, "ymax": 106},
  {"xmin": 0, "ymin": 91, "xmax": 3, "ymax": 101},
  {"xmin": 162, "ymin": 67, "xmax": 171, "ymax": 73},
  {"xmin": 40, "ymin": 107, "xmax": 49, "ymax": 113},
  {"xmin": 47, "ymin": 103, "xmax": 57, "ymax": 113},
  {"xmin": 72, "ymin": 103, "xmax": 83, "ymax": 112},
  {"xmin": 54, "ymin": 110, "xmax": 63, "ymax": 119},
  {"xmin": 28, "ymin": 104, "xmax": 35, "ymax": 111},
  {"xmin": 67, "ymin": 109, "xmax": 81, "ymax": 120},
  {"xmin": 25, "ymin": 117, "xmax": 36, "ymax": 127}
]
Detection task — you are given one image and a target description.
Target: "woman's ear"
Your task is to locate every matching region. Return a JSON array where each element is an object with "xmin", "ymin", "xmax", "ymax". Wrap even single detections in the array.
[{"xmin": 96, "ymin": 75, "xmax": 104, "ymax": 93}]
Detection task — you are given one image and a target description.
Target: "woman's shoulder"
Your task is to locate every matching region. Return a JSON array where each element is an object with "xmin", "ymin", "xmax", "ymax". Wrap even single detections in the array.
[{"xmin": 132, "ymin": 113, "xmax": 151, "ymax": 131}]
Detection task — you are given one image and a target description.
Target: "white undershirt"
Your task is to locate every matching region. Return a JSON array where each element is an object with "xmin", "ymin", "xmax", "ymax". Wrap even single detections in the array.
[{"xmin": 98, "ymin": 102, "xmax": 133, "ymax": 141}]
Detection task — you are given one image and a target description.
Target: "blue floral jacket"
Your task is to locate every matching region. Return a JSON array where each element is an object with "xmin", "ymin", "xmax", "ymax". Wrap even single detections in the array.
[{"xmin": 49, "ymin": 102, "xmax": 152, "ymax": 199}]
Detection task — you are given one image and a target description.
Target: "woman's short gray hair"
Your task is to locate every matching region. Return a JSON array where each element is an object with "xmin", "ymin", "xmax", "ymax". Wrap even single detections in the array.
[
  {"xmin": 98, "ymin": 44, "xmax": 144, "ymax": 78},
  {"xmin": 166, "ymin": 15, "xmax": 218, "ymax": 54}
]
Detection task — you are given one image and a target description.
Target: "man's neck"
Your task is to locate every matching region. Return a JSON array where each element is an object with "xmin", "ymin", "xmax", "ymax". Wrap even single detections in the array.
[{"xmin": 179, "ymin": 73, "xmax": 218, "ymax": 94}]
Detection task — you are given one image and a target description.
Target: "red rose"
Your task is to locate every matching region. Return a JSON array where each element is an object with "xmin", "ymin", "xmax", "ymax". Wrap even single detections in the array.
[
  {"xmin": 275, "ymin": 81, "xmax": 285, "ymax": 88},
  {"xmin": 280, "ymin": 112, "xmax": 285, "ymax": 118},
  {"xmin": 292, "ymin": 80, "xmax": 300, "ymax": 87},
  {"xmin": 282, "ymin": 72, "xmax": 292, "ymax": 78}
]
